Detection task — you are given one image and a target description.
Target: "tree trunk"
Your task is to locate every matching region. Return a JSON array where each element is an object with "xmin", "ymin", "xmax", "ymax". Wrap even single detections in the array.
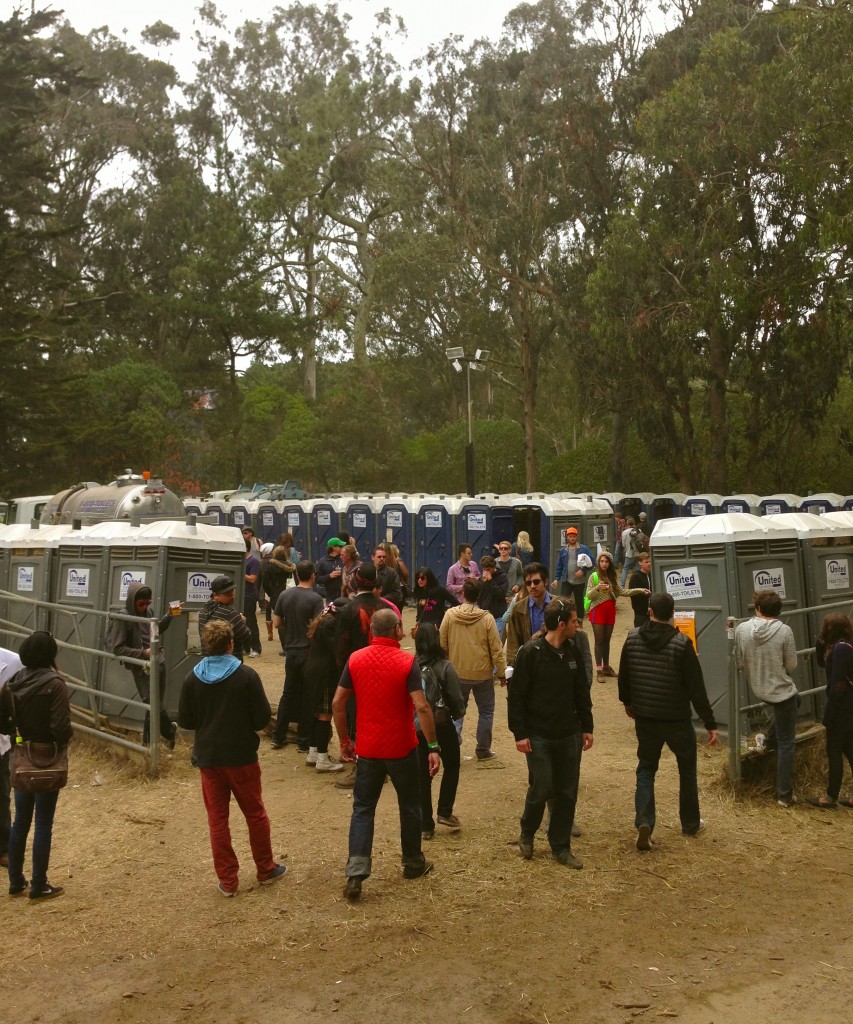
[
  {"xmin": 522, "ymin": 324, "xmax": 538, "ymax": 491},
  {"xmin": 303, "ymin": 234, "xmax": 317, "ymax": 401},
  {"xmin": 706, "ymin": 324, "xmax": 729, "ymax": 492}
]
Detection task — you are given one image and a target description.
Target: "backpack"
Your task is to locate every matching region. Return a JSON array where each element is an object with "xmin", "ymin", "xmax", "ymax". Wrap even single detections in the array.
[{"xmin": 627, "ymin": 528, "xmax": 643, "ymax": 557}]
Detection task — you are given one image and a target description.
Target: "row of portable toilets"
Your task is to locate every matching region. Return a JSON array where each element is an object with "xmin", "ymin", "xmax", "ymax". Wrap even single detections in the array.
[{"xmin": 0, "ymin": 504, "xmax": 851, "ymax": 738}]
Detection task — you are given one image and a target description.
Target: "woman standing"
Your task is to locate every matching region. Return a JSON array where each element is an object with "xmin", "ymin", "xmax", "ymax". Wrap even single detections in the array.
[
  {"xmin": 340, "ymin": 544, "xmax": 360, "ymax": 598},
  {"xmin": 385, "ymin": 543, "xmax": 411, "ymax": 606},
  {"xmin": 415, "ymin": 624, "xmax": 465, "ymax": 837},
  {"xmin": 585, "ymin": 551, "xmax": 649, "ymax": 681},
  {"xmin": 0, "ymin": 632, "xmax": 71, "ymax": 900},
  {"xmin": 412, "ymin": 567, "xmax": 459, "ymax": 634},
  {"xmin": 807, "ymin": 614, "xmax": 853, "ymax": 809},
  {"xmin": 303, "ymin": 602, "xmax": 348, "ymax": 773},
  {"xmin": 511, "ymin": 531, "xmax": 534, "ymax": 568}
]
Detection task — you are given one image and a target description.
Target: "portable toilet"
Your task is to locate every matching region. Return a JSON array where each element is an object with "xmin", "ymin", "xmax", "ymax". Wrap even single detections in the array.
[
  {"xmin": 279, "ymin": 502, "xmax": 309, "ymax": 560},
  {"xmin": 183, "ymin": 497, "xmax": 206, "ymax": 518},
  {"xmin": 1, "ymin": 525, "xmax": 73, "ymax": 642},
  {"xmin": 765, "ymin": 512, "xmax": 853, "ymax": 705},
  {"xmin": 552, "ymin": 496, "xmax": 614, "ymax": 559},
  {"xmin": 651, "ymin": 493, "xmax": 686, "ymax": 525},
  {"xmin": 256, "ymin": 500, "xmax": 281, "ymax": 544},
  {"xmin": 649, "ymin": 513, "xmax": 810, "ymax": 731},
  {"xmin": 227, "ymin": 498, "xmax": 253, "ymax": 532},
  {"xmin": 476, "ymin": 494, "xmax": 515, "ymax": 554},
  {"xmin": 683, "ymin": 495, "xmax": 723, "ymax": 517},
  {"xmin": 720, "ymin": 494, "xmax": 761, "ymax": 515},
  {"xmin": 798, "ymin": 493, "xmax": 844, "ymax": 516},
  {"xmin": 843, "ymin": 497, "xmax": 853, "ymax": 512},
  {"xmin": 411, "ymin": 496, "xmax": 457, "ymax": 582},
  {"xmin": 345, "ymin": 496, "xmax": 378, "ymax": 558},
  {"xmin": 597, "ymin": 492, "xmax": 626, "ymax": 512},
  {"xmin": 307, "ymin": 498, "xmax": 346, "ymax": 557},
  {"xmin": 204, "ymin": 500, "xmax": 228, "ymax": 527},
  {"xmin": 378, "ymin": 496, "xmax": 415, "ymax": 567},
  {"xmin": 456, "ymin": 498, "xmax": 495, "ymax": 562},
  {"xmin": 508, "ymin": 496, "xmax": 574, "ymax": 569},
  {"xmin": 623, "ymin": 492, "xmax": 655, "ymax": 522},
  {"xmin": 758, "ymin": 494, "xmax": 801, "ymax": 516}
]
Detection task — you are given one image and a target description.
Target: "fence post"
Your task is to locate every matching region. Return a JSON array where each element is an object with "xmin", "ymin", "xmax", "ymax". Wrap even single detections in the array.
[
  {"xmin": 727, "ymin": 616, "xmax": 741, "ymax": 783},
  {"xmin": 149, "ymin": 628, "xmax": 161, "ymax": 773}
]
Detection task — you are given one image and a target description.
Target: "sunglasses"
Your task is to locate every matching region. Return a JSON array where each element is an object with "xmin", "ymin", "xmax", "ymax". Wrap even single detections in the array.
[{"xmin": 526, "ymin": 578, "xmax": 544, "ymax": 586}]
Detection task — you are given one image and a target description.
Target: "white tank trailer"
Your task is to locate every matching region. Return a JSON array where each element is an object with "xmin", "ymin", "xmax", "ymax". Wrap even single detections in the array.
[{"xmin": 40, "ymin": 470, "xmax": 186, "ymax": 526}]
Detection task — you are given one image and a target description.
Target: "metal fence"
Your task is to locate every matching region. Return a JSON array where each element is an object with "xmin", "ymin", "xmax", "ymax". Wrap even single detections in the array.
[
  {"xmin": 725, "ymin": 596, "xmax": 853, "ymax": 782},
  {"xmin": 0, "ymin": 589, "xmax": 167, "ymax": 773}
]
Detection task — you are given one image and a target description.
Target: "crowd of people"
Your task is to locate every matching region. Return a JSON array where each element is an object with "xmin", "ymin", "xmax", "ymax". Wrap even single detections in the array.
[{"xmin": 2, "ymin": 523, "xmax": 851, "ymax": 903}]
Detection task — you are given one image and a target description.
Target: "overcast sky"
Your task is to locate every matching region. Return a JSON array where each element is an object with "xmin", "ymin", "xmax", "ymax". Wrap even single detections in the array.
[{"xmin": 35, "ymin": 1, "xmax": 522, "ymax": 70}]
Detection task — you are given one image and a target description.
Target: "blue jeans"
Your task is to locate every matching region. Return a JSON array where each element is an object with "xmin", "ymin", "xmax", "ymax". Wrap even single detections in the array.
[
  {"xmin": 520, "ymin": 734, "xmax": 582, "ymax": 852},
  {"xmin": 634, "ymin": 717, "xmax": 701, "ymax": 835},
  {"xmin": 765, "ymin": 694, "xmax": 799, "ymax": 804},
  {"xmin": 454, "ymin": 679, "xmax": 495, "ymax": 758},
  {"xmin": 620, "ymin": 556, "xmax": 639, "ymax": 587},
  {"xmin": 7, "ymin": 788, "xmax": 60, "ymax": 889},
  {"xmin": 345, "ymin": 749, "xmax": 424, "ymax": 880}
]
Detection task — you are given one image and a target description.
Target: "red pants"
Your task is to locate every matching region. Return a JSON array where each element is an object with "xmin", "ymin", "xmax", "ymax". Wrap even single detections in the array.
[{"xmin": 200, "ymin": 761, "xmax": 276, "ymax": 891}]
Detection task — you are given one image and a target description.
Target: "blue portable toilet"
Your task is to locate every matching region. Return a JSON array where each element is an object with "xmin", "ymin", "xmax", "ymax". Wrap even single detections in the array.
[
  {"xmin": 411, "ymin": 496, "xmax": 457, "ymax": 583},
  {"xmin": 345, "ymin": 496, "xmax": 378, "ymax": 558},
  {"xmin": 651, "ymin": 493, "xmax": 686, "ymax": 525},
  {"xmin": 280, "ymin": 502, "xmax": 310, "ymax": 560},
  {"xmin": 683, "ymin": 494, "xmax": 723, "ymax": 517},
  {"xmin": 720, "ymin": 494, "xmax": 761, "ymax": 515},
  {"xmin": 456, "ymin": 498, "xmax": 494, "ymax": 561},
  {"xmin": 798, "ymin": 493, "xmax": 844, "ymax": 515},
  {"xmin": 227, "ymin": 499, "xmax": 253, "ymax": 532},
  {"xmin": 484, "ymin": 494, "xmax": 515, "ymax": 554},
  {"xmin": 843, "ymin": 497, "xmax": 853, "ymax": 511},
  {"xmin": 307, "ymin": 498, "xmax": 345, "ymax": 558},
  {"xmin": 256, "ymin": 501, "xmax": 281, "ymax": 544},
  {"xmin": 183, "ymin": 497, "xmax": 206, "ymax": 518},
  {"xmin": 379, "ymin": 495, "xmax": 415, "ymax": 567},
  {"xmin": 623, "ymin": 492, "xmax": 655, "ymax": 521},
  {"xmin": 204, "ymin": 501, "xmax": 228, "ymax": 527},
  {"xmin": 758, "ymin": 494, "xmax": 801, "ymax": 516}
]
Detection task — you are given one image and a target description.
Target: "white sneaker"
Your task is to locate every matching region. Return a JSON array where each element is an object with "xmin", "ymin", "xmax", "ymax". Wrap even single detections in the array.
[
  {"xmin": 315, "ymin": 754, "xmax": 344, "ymax": 773},
  {"xmin": 305, "ymin": 747, "xmax": 318, "ymax": 766}
]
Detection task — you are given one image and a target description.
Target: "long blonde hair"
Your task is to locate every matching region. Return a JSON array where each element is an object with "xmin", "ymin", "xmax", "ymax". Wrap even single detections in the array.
[{"xmin": 516, "ymin": 531, "xmax": 533, "ymax": 553}]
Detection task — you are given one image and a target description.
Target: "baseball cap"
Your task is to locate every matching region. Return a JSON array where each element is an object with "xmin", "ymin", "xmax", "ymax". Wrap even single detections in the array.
[
  {"xmin": 211, "ymin": 575, "xmax": 236, "ymax": 595},
  {"xmin": 566, "ymin": 527, "xmax": 578, "ymax": 536},
  {"xmin": 327, "ymin": 537, "xmax": 344, "ymax": 549}
]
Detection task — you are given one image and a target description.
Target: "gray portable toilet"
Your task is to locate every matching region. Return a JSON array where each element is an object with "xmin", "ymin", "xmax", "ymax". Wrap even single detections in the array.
[
  {"xmin": 766, "ymin": 512, "xmax": 853, "ymax": 705},
  {"xmin": 554, "ymin": 496, "xmax": 614, "ymax": 557},
  {"xmin": 758, "ymin": 494, "xmax": 801, "ymax": 516},
  {"xmin": 509, "ymin": 496, "xmax": 573, "ymax": 569},
  {"xmin": 597, "ymin": 492, "xmax": 626, "ymax": 512},
  {"xmin": 412, "ymin": 496, "xmax": 457, "ymax": 582},
  {"xmin": 1, "ymin": 525, "xmax": 73, "ymax": 642},
  {"xmin": 843, "ymin": 497, "xmax": 853, "ymax": 512},
  {"xmin": 649, "ymin": 513, "xmax": 810, "ymax": 731},
  {"xmin": 798, "ymin": 493, "xmax": 844, "ymax": 515},
  {"xmin": 651, "ymin": 493, "xmax": 687, "ymax": 525},
  {"xmin": 720, "ymin": 494, "xmax": 761, "ymax": 515},
  {"xmin": 683, "ymin": 494, "xmax": 723, "ymax": 517}
]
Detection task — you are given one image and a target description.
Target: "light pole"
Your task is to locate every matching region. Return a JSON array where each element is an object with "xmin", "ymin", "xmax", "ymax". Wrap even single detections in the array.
[{"xmin": 446, "ymin": 347, "xmax": 490, "ymax": 497}]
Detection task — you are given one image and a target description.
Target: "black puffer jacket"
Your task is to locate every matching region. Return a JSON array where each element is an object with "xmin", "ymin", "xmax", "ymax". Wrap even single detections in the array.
[{"xmin": 618, "ymin": 620, "xmax": 716, "ymax": 728}]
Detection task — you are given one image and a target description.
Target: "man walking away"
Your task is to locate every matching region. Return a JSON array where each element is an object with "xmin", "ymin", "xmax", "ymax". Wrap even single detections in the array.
[
  {"xmin": 509, "ymin": 600, "xmax": 593, "ymax": 868},
  {"xmin": 332, "ymin": 610, "xmax": 440, "ymax": 901},
  {"xmin": 619, "ymin": 592, "xmax": 719, "ymax": 850},
  {"xmin": 271, "ymin": 562, "xmax": 324, "ymax": 751},
  {"xmin": 178, "ymin": 620, "xmax": 286, "ymax": 897},
  {"xmin": 735, "ymin": 590, "xmax": 799, "ymax": 807}
]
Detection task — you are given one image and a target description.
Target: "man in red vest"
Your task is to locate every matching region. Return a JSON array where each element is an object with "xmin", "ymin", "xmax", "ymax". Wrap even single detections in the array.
[{"xmin": 332, "ymin": 608, "xmax": 440, "ymax": 901}]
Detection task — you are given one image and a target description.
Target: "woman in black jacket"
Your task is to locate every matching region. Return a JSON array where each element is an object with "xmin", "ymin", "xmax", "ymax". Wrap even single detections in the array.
[
  {"xmin": 415, "ymin": 624, "xmax": 465, "ymax": 838},
  {"xmin": 412, "ymin": 567, "xmax": 459, "ymax": 634},
  {"xmin": 0, "ymin": 631, "xmax": 71, "ymax": 900}
]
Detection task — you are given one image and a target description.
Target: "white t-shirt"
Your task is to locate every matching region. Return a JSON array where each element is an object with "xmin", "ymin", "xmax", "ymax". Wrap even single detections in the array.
[{"xmin": 0, "ymin": 647, "xmax": 23, "ymax": 755}]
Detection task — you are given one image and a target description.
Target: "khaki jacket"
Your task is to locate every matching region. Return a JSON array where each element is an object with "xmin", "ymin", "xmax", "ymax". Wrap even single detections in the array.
[{"xmin": 439, "ymin": 603, "xmax": 506, "ymax": 682}]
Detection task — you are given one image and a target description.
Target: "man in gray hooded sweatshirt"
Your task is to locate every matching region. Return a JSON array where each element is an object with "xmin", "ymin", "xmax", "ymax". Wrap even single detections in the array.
[{"xmin": 735, "ymin": 590, "xmax": 799, "ymax": 807}]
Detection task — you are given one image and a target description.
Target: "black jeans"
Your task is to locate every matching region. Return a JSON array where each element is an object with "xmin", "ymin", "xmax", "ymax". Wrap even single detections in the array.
[
  {"xmin": 826, "ymin": 722, "xmax": 853, "ymax": 801},
  {"xmin": 0, "ymin": 748, "xmax": 10, "ymax": 856},
  {"xmin": 559, "ymin": 581, "xmax": 588, "ymax": 622},
  {"xmin": 416, "ymin": 719, "xmax": 461, "ymax": 831},
  {"xmin": 8, "ymin": 788, "xmax": 60, "ymax": 889},
  {"xmin": 134, "ymin": 669, "xmax": 173, "ymax": 744},
  {"xmin": 519, "ymin": 733, "xmax": 582, "ymax": 853},
  {"xmin": 245, "ymin": 599, "xmax": 261, "ymax": 654},
  {"xmin": 273, "ymin": 651, "xmax": 312, "ymax": 745},
  {"xmin": 345, "ymin": 749, "xmax": 424, "ymax": 880},
  {"xmin": 634, "ymin": 717, "xmax": 700, "ymax": 835}
]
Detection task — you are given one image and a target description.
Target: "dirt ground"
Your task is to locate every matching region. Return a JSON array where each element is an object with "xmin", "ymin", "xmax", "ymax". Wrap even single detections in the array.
[{"xmin": 3, "ymin": 600, "xmax": 851, "ymax": 1024}]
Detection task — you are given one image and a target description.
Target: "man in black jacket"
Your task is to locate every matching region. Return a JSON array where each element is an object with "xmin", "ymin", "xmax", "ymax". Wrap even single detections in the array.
[
  {"xmin": 618, "ymin": 592, "xmax": 719, "ymax": 851},
  {"xmin": 198, "ymin": 576, "xmax": 253, "ymax": 659},
  {"xmin": 178, "ymin": 620, "xmax": 285, "ymax": 897},
  {"xmin": 508, "ymin": 599, "xmax": 593, "ymax": 868}
]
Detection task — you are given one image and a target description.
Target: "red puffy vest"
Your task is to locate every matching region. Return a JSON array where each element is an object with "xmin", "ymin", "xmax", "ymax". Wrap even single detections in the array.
[{"xmin": 348, "ymin": 637, "xmax": 418, "ymax": 759}]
